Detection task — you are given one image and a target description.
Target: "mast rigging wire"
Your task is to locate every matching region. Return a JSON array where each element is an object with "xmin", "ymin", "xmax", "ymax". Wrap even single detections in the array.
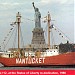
[{"xmin": 3, "ymin": 26, "xmax": 17, "ymax": 51}]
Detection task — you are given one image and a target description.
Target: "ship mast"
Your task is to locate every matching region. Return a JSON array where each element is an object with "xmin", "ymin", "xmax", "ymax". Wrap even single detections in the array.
[
  {"xmin": 48, "ymin": 12, "xmax": 51, "ymax": 49},
  {"xmin": 16, "ymin": 12, "xmax": 21, "ymax": 56}
]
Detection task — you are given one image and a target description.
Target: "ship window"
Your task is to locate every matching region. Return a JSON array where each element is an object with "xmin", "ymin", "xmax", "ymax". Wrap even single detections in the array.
[
  {"xmin": 9, "ymin": 54, "xmax": 10, "ymax": 58},
  {"xmin": 56, "ymin": 46, "xmax": 58, "ymax": 49},
  {"xmin": 41, "ymin": 33, "xmax": 42, "ymax": 35}
]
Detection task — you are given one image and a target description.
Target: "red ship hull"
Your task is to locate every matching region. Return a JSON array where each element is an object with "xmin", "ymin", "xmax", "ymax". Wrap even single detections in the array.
[{"xmin": 0, "ymin": 52, "xmax": 75, "ymax": 66}]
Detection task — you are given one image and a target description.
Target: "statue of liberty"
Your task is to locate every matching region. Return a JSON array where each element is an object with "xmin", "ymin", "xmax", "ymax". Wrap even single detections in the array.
[{"xmin": 32, "ymin": 2, "xmax": 41, "ymax": 28}]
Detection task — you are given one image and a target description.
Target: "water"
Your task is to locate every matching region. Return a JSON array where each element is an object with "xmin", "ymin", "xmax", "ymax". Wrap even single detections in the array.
[{"xmin": 0, "ymin": 63, "xmax": 75, "ymax": 70}]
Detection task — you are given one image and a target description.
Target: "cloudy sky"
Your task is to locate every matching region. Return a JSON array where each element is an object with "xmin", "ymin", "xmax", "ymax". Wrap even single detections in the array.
[{"xmin": 0, "ymin": 0, "xmax": 74, "ymax": 49}]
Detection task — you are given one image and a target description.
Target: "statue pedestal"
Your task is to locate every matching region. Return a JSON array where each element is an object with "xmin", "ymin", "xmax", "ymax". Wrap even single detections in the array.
[{"xmin": 31, "ymin": 27, "xmax": 45, "ymax": 45}]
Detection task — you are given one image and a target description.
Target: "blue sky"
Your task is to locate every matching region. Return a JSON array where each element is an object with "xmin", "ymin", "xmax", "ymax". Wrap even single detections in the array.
[{"xmin": 0, "ymin": 0, "xmax": 74, "ymax": 49}]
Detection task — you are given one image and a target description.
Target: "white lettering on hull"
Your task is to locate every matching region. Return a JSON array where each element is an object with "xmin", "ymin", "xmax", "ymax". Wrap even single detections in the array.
[{"xmin": 16, "ymin": 57, "xmax": 45, "ymax": 64}]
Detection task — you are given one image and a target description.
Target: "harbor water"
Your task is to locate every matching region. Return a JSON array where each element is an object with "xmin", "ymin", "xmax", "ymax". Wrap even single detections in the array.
[{"xmin": 0, "ymin": 63, "xmax": 75, "ymax": 70}]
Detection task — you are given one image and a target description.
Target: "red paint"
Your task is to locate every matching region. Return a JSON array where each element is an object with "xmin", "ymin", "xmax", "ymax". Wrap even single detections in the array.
[{"xmin": 0, "ymin": 52, "xmax": 75, "ymax": 66}]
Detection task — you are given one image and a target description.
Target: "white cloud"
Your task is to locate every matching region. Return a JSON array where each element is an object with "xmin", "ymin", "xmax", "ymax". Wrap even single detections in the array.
[
  {"xmin": 0, "ymin": 2, "xmax": 25, "ymax": 10},
  {"xmin": 41, "ymin": 0, "xmax": 50, "ymax": 4},
  {"xmin": 41, "ymin": 0, "xmax": 73, "ymax": 4},
  {"xmin": 0, "ymin": 2, "xmax": 23, "ymax": 6},
  {"xmin": 0, "ymin": 0, "xmax": 74, "ymax": 44}
]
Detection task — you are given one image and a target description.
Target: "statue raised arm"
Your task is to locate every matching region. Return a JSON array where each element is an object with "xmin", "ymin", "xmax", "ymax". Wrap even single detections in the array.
[
  {"xmin": 32, "ymin": 2, "xmax": 41, "ymax": 28},
  {"xmin": 32, "ymin": 2, "xmax": 35, "ymax": 10}
]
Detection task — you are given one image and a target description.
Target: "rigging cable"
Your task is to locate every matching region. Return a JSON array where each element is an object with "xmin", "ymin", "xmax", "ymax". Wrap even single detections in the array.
[
  {"xmin": 12, "ymin": 26, "xmax": 17, "ymax": 48},
  {"xmin": 1, "ymin": 26, "xmax": 15, "ymax": 51},
  {"xmin": 20, "ymin": 25, "xmax": 25, "ymax": 50},
  {"xmin": 3, "ymin": 26, "xmax": 17, "ymax": 51},
  {"xmin": 44, "ymin": 24, "xmax": 48, "ymax": 42},
  {"xmin": 53, "ymin": 25, "xmax": 73, "ymax": 43}
]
